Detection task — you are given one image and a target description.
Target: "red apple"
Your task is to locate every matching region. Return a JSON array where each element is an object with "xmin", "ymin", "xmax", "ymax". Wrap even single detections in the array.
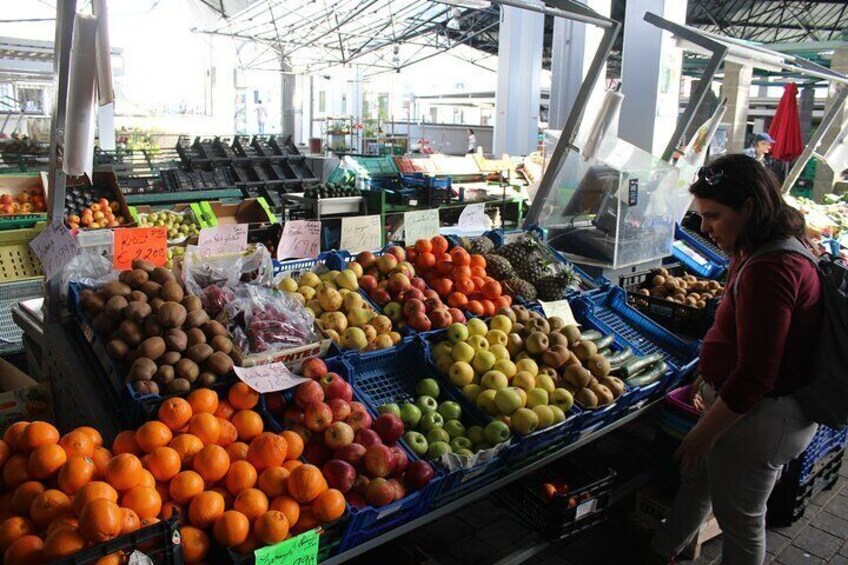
[
  {"xmin": 350, "ymin": 401, "xmax": 369, "ymax": 414},
  {"xmin": 321, "ymin": 373, "xmax": 353, "ymax": 402},
  {"xmin": 295, "ymin": 380, "xmax": 325, "ymax": 409},
  {"xmin": 346, "ymin": 410, "xmax": 372, "ymax": 433},
  {"xmin": 322, "ymin": 459, "xmax": 356, "ymax": 493},
  {"xmin": 0, "ymin": 194, "xmax": 11, "ymax": 205},
  {"xmin": 364, "ymin": 444, "xmax": 394, "ymax": 478},
  {"xmin": 389, "ymin": 446, "xmax": 409, "ymax": 477},
  {"xmin": 423, "ymin": 289, "xmax": 440, "ymax": 301},
  {"xmin": 288, "ymin": 425, "xmax": 313, "ymax": 445},
  {"xmin": 354, "ymin": 429, "xmax": 382, "ymax": 448},
  {"xmin": 377, "ymin": 254, "xmax": 398, "ymax": 275},
  {"xmin": 345, "ymin": 492, "xmax": 367, "ymax": 508},
  {"xmin": 356, "ymin": 251, "xmax": 376, "ymax": 269},
  {"xmin": 401, "ymin": 288, "xmax": 425, "ymax": 303},
  {"xmin": 388, "ymin": 478, "xmax": 407, "ymax": 501},
  {"xmin": 301, "ymin": 358, "xmax": 328, "ymax": 380},
  {"xmin": 430, "ymin": 309, "xmax": 452, "ymax": 329},
  {"xmin": 353, "ymin": 474, "xmax": 370, "ymax": 495},
  {"xmin": 370, "ymin": 288, "xmax": 392, "ymax": 306},
  {"xmin": 423, "ymin": 297, "xmax": 442, "ymax": 313},
  {"xmin": 403, "ymin": 299, "xmax": 426, "ymax": 318},
  {"xmin": 324, "ymin": 421, "xmax": 355, "ymax": 449},
  {"xmin": 304, "ymin": 401, "xmax": 333, "ymax": 432},
  {"xmin": 447, "ymin": 308, "xmax": 466, "ymax": 324},
  {"xmin": 407, "ymin": 312, "xmax": 432, "ymax": 332},
  {"xmin": 373, "ymin": 413, "xmax": 404, "ymax": 445},
  {"xmin": 328, "ymin": 398, "xmax": 351, "ymax": 422},
  {"xmin": 284, "ymin": 406, "xmax": 305, "ymax": 427},
  {"xmin": 385, "ymin": 245, "xmax": 406, "ymax": 262},
  {"xmin": 387, "ymin": 273, "xmax": 411, "ymax": 295},
  {"xmin": 359, "ymin": 275, "xmax": 378, "ymax": 294},
  {"xmin": 365, "ymin": 267, "xmax": 381, "ymax": 280},
  {"xmin": 410, "ymin": 277, "xmax": 427, "ymax": 291},
  {"xmin": 264, "ymin": 392, "xmax": 286, "ymax": 415},
  {"xmin": 303, "ymin": 443, "xmax": 332, "ymax": 467},
  {"xmin": 334, "ymin": 443, "xmax": 367, "ymax": 469},
  {"xmin": 404, "ymin": 460, "xmax": 435, "ymax": 489},
  {"xmin": 366, "ymin": 477, "xmax": 396, "ymax": 507}
]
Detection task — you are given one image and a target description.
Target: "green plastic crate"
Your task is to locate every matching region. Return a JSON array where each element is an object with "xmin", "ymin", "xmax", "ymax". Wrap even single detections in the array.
[{"xmin": 0, "ymin": 223, "xmax": 45, "ymax": 282}]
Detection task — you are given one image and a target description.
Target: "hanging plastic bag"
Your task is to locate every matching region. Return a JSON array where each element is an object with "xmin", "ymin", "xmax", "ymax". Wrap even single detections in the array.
[{"xmin": 61, "ymin": 251, "xmax": 118, "ymax": 301}]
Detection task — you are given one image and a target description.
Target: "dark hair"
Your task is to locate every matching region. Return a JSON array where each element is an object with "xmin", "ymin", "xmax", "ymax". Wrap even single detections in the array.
[
  {"xmin": 689, "ymin": 153, "xmax": 805, "ymax": 253},
  {"xmin": 468, "ymin": 129, "xmax": 474, "ymax": 134}
]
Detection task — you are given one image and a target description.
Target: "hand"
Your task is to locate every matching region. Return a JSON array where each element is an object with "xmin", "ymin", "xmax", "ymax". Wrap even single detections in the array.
[
  {"xmin": 675, "ymin": 427, "xmax": 715, "ymax": 472},
  {"xmin": 692, "ymin": 392, "xmax": 705, "ymax": 412}
]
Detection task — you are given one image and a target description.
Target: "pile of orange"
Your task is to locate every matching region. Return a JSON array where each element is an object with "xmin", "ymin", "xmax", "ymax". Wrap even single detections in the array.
[
  {"xmin": 405, "ymin": 236, "xmax": 512, "ymax": 317},
  {"xmin": 0, "ymin": 383, "xmax": 345, "ymax": 564}
]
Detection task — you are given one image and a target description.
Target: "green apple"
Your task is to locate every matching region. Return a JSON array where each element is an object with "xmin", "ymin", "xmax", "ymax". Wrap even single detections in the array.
[
  {"xmin": 550, "ymin": 388, "xmax": 574, "ymax": 412},
  {"xmin": 416, "ymin": 395, "xmax": 439, "ymax": 415},
  {"xmin": 400, "ymin": 403, "xmax": 423, "ymax": 429},
  {"xmin": 449, "ymin": 361, "xmax": 475, "ymax": 387},
  {"xmin": 466, "ymin": 318, "xmax": 488, "ymax": 337},
  {"xmin": 515, "ymin": 358, "xmax": 539, "ymax": 377},
  {"xmin": 486, "ymin": 329, "xmax": 508, "ymax": 348},
  {"xmin": 446, "ymin": 323, "xmax": 469, "ymax": 344},
  {"xmin": 450, "ymin": 437, "xmax": 473, "ymax": 452},
  {"xmin": 467, "ymin": 334, "xmax": 490, "ymax": 353},
  {"xmin": 426, "ymin": 427, "xmax": 451, "ymax": 444},
  {"xmin": 427, "ymin": 441, "xmax": 452, "ymax": 459},
  {"xmin": 438, "ymin": 401, "xmax": 462, "ymax": 421},
  {"xmin": 403, "ymin": 431, "xmax": 428, "ymax": 456},
  {"xmin": 451, "ymin": 342, "xmax": 476, "ymax": 363},
  {"xmin": 489, "ymin": 314, "xmax": 513, "ymax": 335},
  {"xmin": 467, "ymin": 425, "xmax": 486, "ymax": 445},
  {"xmin": 455, "ymin": 448, "xmax": 475, "ymax": 457},
  {"xmin": 512, "ymin": 407, "xmax": 539, "ymax": 436},
  {"xmin": 431, "ymin": 341, "xmax": 454, "ymax": 362},
  {"xmin": 462, "ymin": 384, "xmax": 482, "ymax": 403},
  {"xmin": 379, "ymin": 403, "xmax": 401, "ymax": 418},
  {"xmin": 484, "ymin": 420, "xmax": 511, "ymax": 444},
  {"xmin": 536, "ymin": 373, "xmax": 556, "ymax": 394},
  {"xmin": 489, "ymin": 344, "xmax": 510, "ymax": 361},
  {"xmin": 416, "ymin": 378, "xmax": 440, "ymax": 399},
  {"xmin": 472, "ymin": 351, "xmax": 496, "ymax": 375},
  {"xmin": 533, "ymin": 404, "xmax": 555, "ymax": 428},
  {"xmin": 492, "ymin": 359, "xmax": 517, "ymax": 379},
  {"xmin": 512, "ymin": 371, "xmax": 536, "ymax": 392},
  {"xmin": 526, "ymin": 388, "xmax": 549, "ymax": 409},
  {"xmin": 549, "ymin": 405, "xmax": 566, "ymax": 424},
  {"xmin": 476, "ymin": 389, "xmax": 499, "ymax": 416},
  {"xmin": 443, "ymin": 419, "xmax": 466, "ymax": 439},
  {"xmin": 494, "ymin": 388, "xmax": 524, "ymax": 415},
  {"xmin": 419, "ymin": 411, "xmax": 445, "ymax": 433},
  {"xmin": 480, "ymin": 370, "xmax": 508, "ymax": 391}
]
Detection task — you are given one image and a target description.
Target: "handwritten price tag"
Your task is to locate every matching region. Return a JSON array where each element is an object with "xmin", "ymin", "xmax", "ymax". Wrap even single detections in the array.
[
  {"xmin": 278, "ymin": 220, "xmax": 321, "ymax": 260},
  {"xmin": 112, "ymin": 227, "xmax": 167, "ymax": 271},
  {"xmin": 254, "ymin": 529, "xmax": 318, "ymax": 565},
  {"xmin": 233, "ymin": 362, "xmax": 309, "ymax": 394},
  {"xmin": 457, "ymin": 203, "xmax": 491, "ymax": 233},
  {"xmin": 29, "ymin": 222, "xmax": 79, "ymax": 280},
  {"xmin": 404, "ymin": 209, "xmax": 440, "ymax": 243},
  {"xmin": 198, "ymin": 224, "xmax": 248, "ymax": 257},
  {"xmin": 538, "ymin": 299, "xmax": 580, "ymax": 327},
  {"xmin": 340, "ymin": 215, "xmax": 382, "ymax": 253}
]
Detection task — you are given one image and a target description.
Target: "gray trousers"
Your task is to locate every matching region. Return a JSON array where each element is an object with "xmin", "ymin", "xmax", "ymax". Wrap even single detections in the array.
[{"xmin": 652, "ymin": 389, "xmax": 817, "ymax": 565}]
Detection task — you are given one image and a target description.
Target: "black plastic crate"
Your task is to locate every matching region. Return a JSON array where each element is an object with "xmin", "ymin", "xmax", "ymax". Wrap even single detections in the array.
[{"xmin": 767, "ymin": 448, "xmax": 843, "ymax": 527}]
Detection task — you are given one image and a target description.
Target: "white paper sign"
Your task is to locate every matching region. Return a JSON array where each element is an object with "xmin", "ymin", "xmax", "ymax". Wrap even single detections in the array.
[
  {"xmin": 29, "ymin": 222, "xmax": 79, "ymax": 280},
  {"xmin": 278, "ymin": 220, "xmax": 321, "ymax": 260},
  {"xmin": 538, "ymin": 299, "xmax": 580, "ymax": 327},
  {"xmin": 404, "ymin": 209, "xmax": 440, "ymax": 243},
  {"xmin": 457, "ymin": 203, "xmax": 491, "ymax": 233},
  {"xmin": 233, "ymin": 362, "xmax": 309, "ymax": 393},
  {"xmin": 340, "ymin": 215, "xmax": 382, "ymax": 253},
  {"xmin": 198, "ymin": 224, "xmax": 248, "ymax": 257}
]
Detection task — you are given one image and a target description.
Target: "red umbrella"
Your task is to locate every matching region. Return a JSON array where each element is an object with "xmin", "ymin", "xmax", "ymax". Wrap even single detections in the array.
[{"xmin": 768, "ymin": 82, "xmax": 803, "ymax": 161}]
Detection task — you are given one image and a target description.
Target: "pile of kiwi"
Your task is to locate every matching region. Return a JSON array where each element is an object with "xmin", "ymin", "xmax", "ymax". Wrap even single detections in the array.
[
  {"xmin": 79, "ymin": 259, "xmax": 236, "ymax": 395},
  {"xmin": 635, "ymin": 267, "xmax": 724, "ymax": 309}
]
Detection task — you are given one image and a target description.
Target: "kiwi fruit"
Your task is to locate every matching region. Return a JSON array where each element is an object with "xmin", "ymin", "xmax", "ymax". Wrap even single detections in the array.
[
  {"xmin": 129, "ymin": 291, "xmax": 148, "ymax": 304},
  {"xmin": 118, "ymin": 320, "xmax": 144, "ymax": 346},
  {"xmin": 133, "ymin": 380, "xmax": 160, "ymax": 395},
  {"xmin": 92, "ymin": 313, "xmax": 119, "ymax": 336},
  {"xmin": 586, "ymin": 354, "xmax": 610, "ymax": 379},
  {"xmin": 175, "ymin": 359, "xmax": 200, "ymax": 383},
  {"xmin": 186, "ymin": 343, "xmax": 214, "ymax": 364},
  {"xmin": 575, "ymin": 388, "xmax": 599, "ymax": 409},
  {"xmin": 561, "ymin": 325, "xmax": 581, "ymax": 346},
  {"xmin": 120, "ymin": 269, "xmax": 149, "ymax": 290},
  {"xmin": 128, "ymin": 357, "xmax": 157, "ymax": 381},
  {"xmin": 185, "ymin": 310, "xmax": 211, "ymax": 329},
  {"xmin": 106, "ymin": 339, "xmax": 130, "ymax": 361},
  {"xmin": 204, "ymin": 351, "xmax": 234, "ymax": 375},
  {"xmin": 158, "ymin": 351, "xmax": 182, "ymax": 367},
  {"xmin": 573, "ymin": 340, "xmax": 598, "ymax": 363},
  {"xmin": 209, "ymin": 335, "xmax": 233, "ymax": 354},
  {"xmin": 132, "ymin": 259, "xmax": 157, "ymax": 273},
  {"xmin": 197, "ymin": 372, "xmax": 218, "ymax": 387},
  {"xmin": 165, "ymin": 329, "xmax": 188, "ymax": 352},
  {"xmin": 82, "ymin": 292, "xmax": 106, "ymax": 315},
  {"xmin": 138, "ymin": 336, "xmax": 166, "ymax": 360},
  {"xmin": 563, "ymin": 365, "xmax": 592, "ymax": 390},
  {"xmin": 185, "ymin": 328, "xmax": 206, "ymax": 348},
  {"xmin": 143, "ymin": 316, "xmax": 165, "ymax": 338},
  {"xmin": 591, "ymin": 383, "xmax": 614, "ymax": 406},
  {"xmin": 513, "ymin": 305, "xmax": 531, "ymax": 323},
  {"xmin": 548, "ymin": 332, "xmax": 569, "ymax": 349},
  {"xmin": 102, "ymin": 281, "xmax": 132, "ymax": 299},
  {"xmin": 140, "ymin": 281, "xmax": 162, "ymax": 299},
  {"xmin": 546, "ymin": 316, "xmax": 566, "ymax": 333},
  {"xmin": 151, "ymin": 267, "xmax": 176, "ymax": 285},
  {"xmin": 526, "ymin": 317, "xmax": 550, "ymax": 335},
  {"xmin": 104, "ymin": 296, "xmax": 128, "ymax": 320},
  {"xmin": 182, "ymin": 295, "xmax": 203, "ymax": 313},
  {"xmin": 160, "ymin": 281, "xmax": 185, "ymax": 303},
  {"xmin": 165, "ymin": 378, "xmax": 191, "ymax": 394},
  {"xmin": 600, "ymin": 376, "xmax": 625, "ymax": 398},
  {"xmin": 202, "ymin": 321, "xmax": 228, "ymax": 340},
  {"xmin": 157, "ymin": 302, "xmax": 187, "ymax": 329},
  {"xmin": 154, "ymin": 365, "xmax": 175, "ymax": 385},
  {"xmin": 125, "ymin": 301, "xmax": 152, "ymax": 324}
]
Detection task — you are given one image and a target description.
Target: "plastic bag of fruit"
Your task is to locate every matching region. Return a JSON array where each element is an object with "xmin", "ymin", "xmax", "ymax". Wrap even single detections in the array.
[
  {"xmin": 61, "ymin": 251, "xmax": 118, "ymax": 302},
  {"xmin": 437, "ymin": 440, "xmax": 510, "ymax": 472},
  {"xmin": 181, "ymin": 243, "xmax": 275, "ymax": 315},
  {"xmin": 222, "ymin": 283, "xmax": 318, "ymax": 355}
]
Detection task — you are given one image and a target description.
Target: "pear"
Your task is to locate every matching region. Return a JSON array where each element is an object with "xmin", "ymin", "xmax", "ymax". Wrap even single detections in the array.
[
  {"xmin": 336, "ymin": 269, "xmax": 359, "ymax": 291},
  {"xmin": 320, "ymin": 311, "xmax": 348, "ymax": 334},
  {"xmin": 343, "ymin": 327, "xmax": 368, "ymax": 350},
  {"xmin": 343, "ymin": 291, "xmax": 365, "ymax": 312},
  {"xmin": 316, "ymin": 287, "xmax": 343, "ymax": 312},
  {"xmin": 347, "ymin": 307, "xmax": 375, "ymax": 329}
]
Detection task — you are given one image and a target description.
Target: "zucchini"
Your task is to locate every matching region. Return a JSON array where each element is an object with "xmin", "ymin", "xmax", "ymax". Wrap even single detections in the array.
[
  {"xmin": 593, "ymin": 334, "xmax": 614, "ymax": 350},
  {"xmin": 613, "ymin": 353, "xmax": 664, "ymax": 379},
  {"xmin": 579, "ymin": 330, "xmax": 603, "ymax": 342},
  {"xmin": 626, "ymin": 360, "xmax": 668, "ymax": 387},
  {"xmin": 597, "ymin": 348, "xmax": 611, "ymax": 357},
  {"xmin": 606, "ymin": 347, "xmax": 633, "ymax": 366}
]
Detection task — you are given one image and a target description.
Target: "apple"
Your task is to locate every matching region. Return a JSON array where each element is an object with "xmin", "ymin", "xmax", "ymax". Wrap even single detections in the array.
[
  {"xmin": 506, "ymin": 333, "xmax": 524, "ymax": 357},
  {"xmin": 467, "ymin": 334, "xmax": 489, "ymax": 352},
  {"xmin": 429, "ymin": 309, "xmax": 452, "ymax": 329},
  {"xmin": 423, "ymin": 297, "xmax": 442, "ymax": 313},
  {"xmin": 400, "ymin": 403, "xmax": 422, "ymax": 429},
  {"xmin": 484, "ymin": 420, "xmax": 511, "ymax": 444},
  {"xmin": 410, "ymin": 277, "xmax": 427, "ymax": 291},
  {"xmin": 451, "ymin": 342, "xmax": 475, "ymax": 363},
  {"xmin": 284, "ymin": 406, "xmax": 305, "ymax": 427},
  {"xmin": 328, "ymin": 398, "xmax": 351, "ymax": 422},
  {"xmin": 350, "ymin": 401, "xmax": 369, "ymax": 414},
  {"xmin": 533, "ymin": 405, "xmax": 555, "ymax": 428},
  {"xmin": 403, "ymin": 299, "xmax": 426, "ymax": 318},
  {"xmin": 466, "ymin": 318, "xmax": 488, "ymax": 337},
  {"xmin": 377, "ymin": 254, "xmax": 399, "ymax": 275},
  {"xmin": 304, "ymin": 401, "xmax": 333, "ymax": 432},
  {"xmin": 550, "ymin": 388, "xmax": 574, "ymax": 412},
  {"xmin": 407, "ymin": 312, "xmax": 432, "ymax": 332},
  {"xmin": 513, "ymin": 371, "xmax": 536, "ymax": 392},
  {"xmin": 438, "ymin": 401, "xmax": 462, "ymax": 421},
  {"xmin": 370, "ymin": 288, "xmax": 392, "ymax": 306},
  {"xmin": 447, "ymin": 323, "xmax": 469, "ymax": 344},
  {"xmin": 515, "ymin": 359, "xmax": 539, "ymax": 377},
  {"xmin": 357, "ymin": 251, "xmax": 377, "ymax": 269},
  {"xmin": 320, "ymin": 373, "xmax": 353, "ymax": 401},
  {"xmin": 403, "ymin": 431, "xmax": 428, "ymax": 457},
  {"xmin": 373, "ymin": 413, "xmax": 405, "ymax": 444},
  {"xmin": 359, "ymin": 275, "xmax": 378, "ymax": 294},
  {"xmin": 334, "ymin": 443, "xmax": 367, "ymax": 468},
  {"xmin": 324, "ymin": 421, "xmax": 355, "ymax": 449},
  {"xmin": 387, "ymin": 273, "xmax": 411, "ymax": 296},
  {"xmin": 379, "ymin": 403, "xmax": 401, "ymax": 418},
  {"xmin": 512, "ymin": 407, "xmax": 539, "ymax": 436},
  {"xmin": 322, "ymin": 459, "xmax": 356, "ymax": 493},
  {"xmin": 353, "ymin": 474, "xmax": 370, "ymax": 495},
  {"xmin": 303, "ymin": 443, "xmax": 332, "ymax": 466},
  {"xmin": 467, "ymin": 425, "xmax": 486, "ymax": 445},
  {"xmin": 301, "ymin": 358, "xmax": 328, "ymax": 379},
  {"xmin": 448, "ymin": 308, "xmax": 466, "ymax": 324},
  {"xmin": 389, "ymin": 446, "xmax": 408, "ymax": 477},
  {"xmin": 405, "ymin": 460, "xmax": 434, "ymax": 489},
  {"xmin": 492, "ymin": 360, "xmax": 517, "ymax": 379},
  {"xmin": 364, "ymin": 444, "xmax": 395, "ymax": 478},
  {"xmin": 388, "ymin": 478, "xmax": 407, "ymax": 501},
  {"xmin": 481, "ymin": 371, "xmax": 509, "ymax": 391},
  {"xmin": 384, "ymin": 301, "xmax": 403, "ymax": 322},
  {"xmin": 419, "ymin": 412, "xmax": 444, "ymax": 433},
  {"xmin": 416, "ymin": 378, "xmax": 440, "ymax": 398},
  {"xmin": 426, "ymin": 427, "xmax": 451, "ymax": 444},
  {"xmin": 476, "ymin": 389, "xmax": 499, "ymax": 416},
  {"xmin": 462, "ymin": 384, "xmax": 482, "ymax": 403},
  {"xmin": 354, "ymin": 429, "xmax": 382, "ymax": 448},
  {"xmin": 450, "ymin": 437, "xmax": 473, "ymax": 452},
  {"xmin": 415, "ymin": 395, "xmax": 438, "ymax": 415},
  {"xmin": 422, "ymin": 289, "xmax": 439, "ymax": 302},
  {"xmin": 494, "ymin": 388, "xmax": 524, "ymax": 415},
  {"xmin": 346, "ymin": 492, "xmax": 367, "ymax": 508},
  {"xmin": 386, "ymin": 245, "xmax": 406, "ymax": 262},
  {"xmin": 526, "ymin": 388, "xmax": 550, "ymax": 409},
  {"xmin": 401, "ymin": 288, "xmax": 425, "ymax": 303},
  {"xmin": 346, "ymin": 410, "xmax": 373, "ymax": 432},
  {"xmin": 295, "ymin": 380, "xmax": 325, "ymax": 408},
  {"xmin": 490, "ymin": 345, "xmax": 510, "ymax": 361},
  {"xmin": 536, "ymin": 374, "xmax": 556, "ymax": 394},
  {"xmin": 472, "ymin": 351, "xmax": 496, "ymax": 374},
  {"xmin": 449, "ymin": 361, "xmax": 475, "ymax": 387},
  {"xmin": 366, "ymin": 477, "xmax": 396, "ymax": 507},
  {"xmin": 489, "ymin": 314, "xmax": 513, "ymax": 334},
  {"xmin": 427, "ymin": 441, "xmax": 452, "ymax": 459},
  {"xmin": 443, "ymin": 419, "xmax": 466, "ymax": 439},
  {"xmin": 549, "ymin": 405, "xmax": 567, "ymax": 424},
  {"xmin": 525, "ymin": 332, "xmax": 550, "ymax": 355},
  {"xmin": 486, "ymin": 330, "xmax": 508, "ymax": 348}
]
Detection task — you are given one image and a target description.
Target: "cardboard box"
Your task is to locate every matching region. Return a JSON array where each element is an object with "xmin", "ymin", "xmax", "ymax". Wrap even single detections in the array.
[
  {"xmin": 202, "ymin": 198, "xmax": 277, "ymax": 229},
  {"xmin": 63, "ymin": 171, "xmax": 135, "ymax": 230},
  {"xmin": 0, "ymin": 359, "xmax": 51, "ymax": 433}
]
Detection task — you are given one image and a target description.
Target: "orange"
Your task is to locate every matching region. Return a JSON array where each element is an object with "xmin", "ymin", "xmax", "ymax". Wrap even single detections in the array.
[
  {"xmin": 0, "ymin": 516, "xmax": 35, "ymax": 552},
  {"xmin": 91, "ymin": 447, "xmax": 113, "ymax": 478},
  {"xmin": 158, "ymin": 397, "xmax": 193, "ymax": 431},
  {"xmin": 450, "ymin": 247, "xmax": 470, "ymax": 266},
  {"xmin": 452, "ymin": 265, "xmax": 472, "ymax": 281},
  {"xmin": 313, "ymin": 488, "xmax": 345, "ymax": 522},
  {"xmin": 481, "ymin": 280, "xmax": 502, "ymax": 300},
  {"xmin": 118, "ymin": 507, "xmax": 140, "ymax": 535},
  {"xmin": 0, "ymin": 440, "xmax": 10, "ymax": 469},
  {"xmin": 232, "ymin": 410, "xmax": 264, "ymax": 441},
  {"xmin": 155, "ymin": 481, "xmax": 170, "ymax": 504},
  {"xmin": 160, "ymin": 501, "xmax": 182, "ymax": 523},
  {"xmin": 43, "ymin": 525, "xmax": 87, "ymax": 560},
  {"xmin": 447, "ymin": 292, "xmax": 469, "ymax": 308},
  {"xmin": 467, "ymin": 300, "xmax": 485, "ymax": 316},
  {"xmin": 269, "ymin": 495, "xmax": 299, "ymax": 527},
  {"xmin": 58, "ymin": 456, "xmax": 96, "ymax": 495},
  {"xmin": 233, "ymin": 532, "xmax": 259, "ymax": 555},
  {"xmin": 216, "ymin": 418, "xmax": 238, "ymax": 447},
  {"xmin": 59, "ymin": 430, "xmax": 95, "ymax": 458},
  {"xmin": 168, "ymin": 471, "xmax": 204, "ymax": 505},
  {"xmin": 225, "ymin": 460, "xmax": 258, "ymax": 495},
  {"xmin": 135, "ymin": 421, "xmax": 173, "ymax": 453},
  {"xmin": 105, "ymin": 454, "xmax": 144, "ymax": 491},
  {"xmin": 12, "ymin": 481, "xmax": 44, "ymax": 516},
  {"xmin": 112, "ymin": 431, "xmax": 140, "ymax": 456},
  {"xmin": 291, "ymin": 506, "xmax": 320, "ymax": 535},
  {"xmin": 30, "ymin": 489, "xmax": 72, "ymax": 529},
  {"xmin": 4, "ymin": 454, "xmax": 31, "ymax": 488},
  {"xmin": 47, "ymin": 514, "xmax": 78, "ymax": 536},
  {"xmin": 228, "ymin": 383, "xmax": 259, "ymax": 410},
  {"xmin": 225, "ymin": 442, "xmax": 249, "ymax": 462},
  {"xmin": 187, "ymin": 389, "xmax": 219, "ymax": 415},
  {"xmin": 287, "ymin": 464, "xmax": 327, "ymax": 504},
  {"xmin": 27, "ymin": 443, "xmax": 67, "ymax": 479},
  {"xmin": 495, "ymin": 295, "xmax": 512, "ymax": 310},
  {"xmin": 192, "ymin": 445, "xmax": 230, "ymax": 483},
  {"xmin": 454, "ymin": 277, "xmax": 475, "ymax": 296},
  {"xmin": 481, "ymin": 299, "xmax": 496, "ymax": 317},
  {"xmin": 72, "ymin": 481, "xmax": 118, "ymax": 516},
  {"xmin": 209, "ymin": 487, "xmax": 234, "ymax": 511},
  {"xmin": 469, "ymin": 254, "xmax": 486, "ymax": 269},
  {"xmin": 78, "ymin": 497, "xmax": 122, "ymax": 542},
  {"xmin": 168, "ymin": 434, "xmax": 204, "ymax": 466},
  {"xmin": 414, "ymin": 238, "xmax": 432, "ymax": 254},
  {"xmin": 416, "ymin": 252, "xmax": 436, "ymax": 270},
  {"xmin": 94, "ymin": 551, "xmax": 125, "ymax": 565},
  {"xmin": 146, "ymin": 447, "xmax": 181, "ymax": 482},
  {"xmin": 282, "ymin": 460, "xmax": 302, "ymax": 473},
  {"xmin": 188, "ymin": 491, "xmax": 225, "ymax": 529},
  {"xmin": 75, "ymin": 426, "xmax": 104, "ymax": 449},
  {"xmin": 120, "ymin": 486, "xmax": 161, "ymax": 520},
  {"xmin": 179, "ymin": 526, "xmax": 210, "ymax": 564},
  {"xmin": 138, "ymin": 469, "xmax": 156, "ymax": 488},
  {"xmin": 213, "ymin": 510, "xmax": 250, "ymax": 547},
  {"xmin": 280, "ymin": 431, "xmax": 304, "ymax": 461},
  {"xmin": 3, "ymin": 421, "xmax": 29, "ymax": 452},
  {"xmin": 214, "ymin": 400, "xmax": 236, "ymax": 421},
  {"xmin": 430, "ymin": 235, "xmax": 449, "ymax": 255},
  {"xmin": 435, "ymin": 258, "xmax": 454, "ymax": 275},
  {"xmin": 188, "ymin": 413, "xmax": 221, "ymax": 445},
  {"xmin": 254, "ymin": 510, "xmax": 289, "ymax": 545},
  {"xmin": 19, "ymin": 421, "xmax": 59, "ymax": 452},
  {"xmin": 233, "ymin": 488, "xmax": 268, "ymax": 522},
  {"xmin": 247, "ymin": 433, "xmax": 287, "ymax": 471},
  {"xmin": 4, "ymin": 534, "xmax": 43, "ymax": 564},
  {"xmin": 257, "ymin": 466, "xmax": 289, "ymax": 498}
]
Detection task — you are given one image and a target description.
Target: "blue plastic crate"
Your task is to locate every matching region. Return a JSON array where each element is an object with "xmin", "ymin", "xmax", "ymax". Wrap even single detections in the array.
[
  {"xmin": 272, "ymin": 251, "xmax": 349, "ymax": 276},
  {"xmin": 400, "ymin": 173, "xmax": 451, "ymax": 189},
  {"xmin": 672, "ymin": 224, "xmax": 728, "ymax": 280},
  {"xmin": 796, "ymin": 426, "xmax": 848, "ymax": 484}
]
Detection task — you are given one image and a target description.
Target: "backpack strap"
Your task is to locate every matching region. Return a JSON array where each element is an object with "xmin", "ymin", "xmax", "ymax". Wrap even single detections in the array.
[{"xmin": 732, "ymin": 238, "xmax": 819, "ymax": 297}]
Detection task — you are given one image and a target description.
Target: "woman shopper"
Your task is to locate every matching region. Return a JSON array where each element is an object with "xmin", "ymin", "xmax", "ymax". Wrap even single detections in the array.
[
  {"xmin": 651, "ymin": 154, "xmax": 821, "ymax": 564},
  {"xmin": 466, "ymin": 128, "xmax": 477, "ymax": 154}
]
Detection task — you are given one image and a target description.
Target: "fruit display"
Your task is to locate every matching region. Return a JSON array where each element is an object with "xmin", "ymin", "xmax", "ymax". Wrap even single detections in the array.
[
  {"xmin": 66, "ymin": 198, "xmax": 128, "ymax": 230},
  {"xmin": 136, "ymin": 210, "xmax": 201, "ymax": 242},
  {"xmin": 377, "ymin": 377, "xmax": 511, "ymax": 461},
  {"xmin": 276, "ymin": 267, "xmax": 401, "ymax": 352},
  {"xmin": 165, "ymin": 246, "xmax": 185, "ymax": 270},
  {"xmin": 633, "ymin": 267, "xmax": 724, "ymax": 309},
  {"xmin": 78, "ymin": 260, "xmax": 237, "ymax": 395},
  {"xmin": 303, "ymin": 183, "xmax": 363, "ymax": 199},
  {"xmin": 264, "ymin": 360, "xmax": 436, "ymax": 509},
  {"xmin": 0, "ymin": 185, "xmax": 46, "ymax": 215}
]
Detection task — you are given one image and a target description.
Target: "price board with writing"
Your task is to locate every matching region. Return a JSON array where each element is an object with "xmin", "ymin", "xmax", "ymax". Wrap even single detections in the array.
[
  {"xmin": 404, "ymin": 209, "xmax": 440, "ymax": 243},
  {"xmin": 340, "ymin": 215, "xmax": 382, "ymax": 253},
  {"xmin": 233, "ymin": 362, "xmax": 310, "ymax": 393},
  {"xmin": 538, "ymin": 299, "xmax": 580, "ymax": 327},
  {"xmin": 254, "ymin": 529, "xmax": 318, "ymax": 565},
  {"xmin": 29, "ymin": 222, "xmax": 79, "ymax": 281},
  {"xmin": 198, "ymin": 224, "xmax": 249, "ymax": 257},
  {"xmin": 457, "ymin": 203, "xmax": 491, "ymax": 233},
  {"xmin": 113, "ymin": 227, "xmax": 167, "ymax": 271},
  {"xmin": 278, "ymin": 220, "xmax": 321, "ymax": 260}
]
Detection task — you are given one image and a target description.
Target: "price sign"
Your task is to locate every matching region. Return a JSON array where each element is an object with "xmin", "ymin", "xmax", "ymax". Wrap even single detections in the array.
[
  {"xmin": 29, "ymin": 222, "xmax": 79, "ymax": 280},
  {"xmin": 340, "ymin": 215, "xmax": 382, "ymax": 253},
  {"xmin": 538, "ymin": 299, "xmax": 580, "ymax": 327},
  {"xmin": 457, "ymin": 203, "xmax": 491, "ymax": 233},
  {"xmin": 254, "ymin": 529, "xmax": 318, "ymax": 565},
  {"xmin": 233, "ymin": 362, "xmax": 309, "ymax": 394},
  {"xmin": 113, "ymin": 227, "xmax": 167, "ymax": 271},
  {"xmin": 404, "ymin": 209, "xmax": 440, "ymax": 243},
  {"xmin": 198, "ymin": 224, "xmax": 248, "ymax": 257},
  {"xmin": 278, "ymin": 220, "xmax": 321, "ymax": 260}
]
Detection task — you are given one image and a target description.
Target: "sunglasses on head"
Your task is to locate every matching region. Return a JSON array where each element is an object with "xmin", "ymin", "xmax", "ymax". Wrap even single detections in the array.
[{"xmin": 694, "ymin": 166, "xmax": 725, "ymax": 186}]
